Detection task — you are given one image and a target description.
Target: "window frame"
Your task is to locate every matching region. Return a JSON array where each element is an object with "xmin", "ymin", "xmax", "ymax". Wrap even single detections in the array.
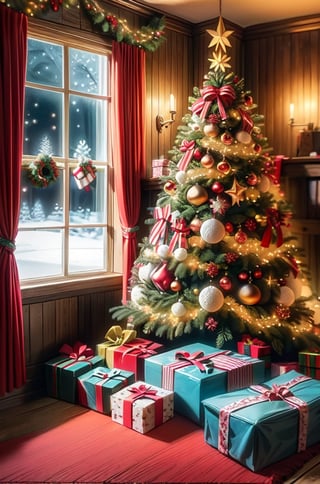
[{"xmin": 21, "ymin": 18, "xmax": 122, "ymax": 301}]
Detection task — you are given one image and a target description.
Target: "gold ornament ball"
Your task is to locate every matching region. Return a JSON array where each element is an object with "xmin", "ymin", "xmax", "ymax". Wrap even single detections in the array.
[
  {"xmin": 186, "ymin": 184, "xmax": 209, "ymax": 206},
  {"xmin": 227, "ymin": 108, "xmax": 242, "ymax": 127},
  {"xmin": 193, "ymin": 288, "xmax": 200, "ymax": 296},
  {"xmin": 201, "ymin": 153, "xmax": 215, "ymax": 168},
  {"xmin": 188, "ymin": 235, "xmax": 206, "ymax": 248},
  {"xmin": 238, "ymin": 283, "xmax": 261, "ymax": 305}
]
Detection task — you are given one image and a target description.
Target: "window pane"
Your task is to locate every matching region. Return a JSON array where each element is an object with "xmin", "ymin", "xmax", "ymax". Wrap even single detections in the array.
[
  {"xmin": 70, "ymin": 167, "xmax": 106, "ymax": 224},
  {"xmin": 16, "ymin": 229, "xmax": 64, "ymax": 279},
  {"xmin": 24, "ymin": 87, "xmax": 63, "ymax": 156},
  {"xmin": 27, "ymin": 38, "xmax": 63, "ymax": 88},
  {"xmin": 69, "ymin": 95, "xmax": 107, "ymax": 160},
  {"xmin": 69, "ymin": 48, "xmax": 106, "ymax": 95},
  {"xmin": 19, "ymin": 168, "xmax": 64, "ymax": 227},
  {"xmin": 68, "ymin": 227, "xmax": 106, "ymax": 273}
]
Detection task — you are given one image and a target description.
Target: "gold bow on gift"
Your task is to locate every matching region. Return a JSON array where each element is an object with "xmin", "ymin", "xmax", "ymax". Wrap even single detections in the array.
[{"xmin": 97, "ymin": 325, "xmax": 137, "ymax": 367}]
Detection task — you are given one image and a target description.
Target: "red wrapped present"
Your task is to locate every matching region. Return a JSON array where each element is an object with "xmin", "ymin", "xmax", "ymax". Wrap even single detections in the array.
[
  {"xmin": 96, "ymin": 325, "xmax": 137, "ymax": 367},
  {"xmin": 113, "ymin": 338, "xmax": 163, "ymax": 380},
  {"xmin": 237, "ymin": 334, "xmax": 271, "ymax": 368},
  {"xmin": 271, "ymin": 361, "xmax": 299, "ymax": 377}
]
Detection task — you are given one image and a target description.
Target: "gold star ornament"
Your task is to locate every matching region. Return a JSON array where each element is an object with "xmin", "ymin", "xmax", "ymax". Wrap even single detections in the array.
[
  {"xmin": 225, "ymin": 177, "xmax": 247, "ymax": 206},
  {"xmin": 208, "ymin": 50, "xmax": 231, "ymax": 72},
  {"xmin": 207, "ymin": 16, "xmax": 233, "ymax": 53}
]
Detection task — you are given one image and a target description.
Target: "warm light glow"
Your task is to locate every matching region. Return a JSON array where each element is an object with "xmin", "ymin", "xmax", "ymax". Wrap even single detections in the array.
[
  {"xmin": 170, "ymin": 94, "xmax": 176, "ymax": 112},
  {"xmin": 290, "ymin": 103, "xmax": 294, "ymax": 119}
]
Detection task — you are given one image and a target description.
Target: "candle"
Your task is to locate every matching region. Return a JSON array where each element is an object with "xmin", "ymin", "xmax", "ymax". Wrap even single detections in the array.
[
  {"xmin": 170, "ymin": 94, "xmax": 176, "ymax": 112},
  {"xmin": 289, "ymin": 103, "xmax": 294, "ymax": 120}
]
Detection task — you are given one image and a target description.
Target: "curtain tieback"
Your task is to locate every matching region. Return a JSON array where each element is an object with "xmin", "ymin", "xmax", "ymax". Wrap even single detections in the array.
[
  {"xmin": 121, "ymin": 225, "xmax": 139, "ymax": 239},
  {"xmin": 0, "ymin": 236, "xmax": 16, "ymax": 252}
]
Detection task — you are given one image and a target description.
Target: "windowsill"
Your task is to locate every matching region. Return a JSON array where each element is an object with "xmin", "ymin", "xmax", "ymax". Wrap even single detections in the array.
[{"xmin": 21, "ymin": 273, "xmax": 123, "ymax": 304}]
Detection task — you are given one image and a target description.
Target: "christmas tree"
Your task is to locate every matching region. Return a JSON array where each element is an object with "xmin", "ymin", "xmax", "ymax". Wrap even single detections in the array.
[{"xmin": 111, "ymin": 16, "xmax": 320, "ymax": 357}]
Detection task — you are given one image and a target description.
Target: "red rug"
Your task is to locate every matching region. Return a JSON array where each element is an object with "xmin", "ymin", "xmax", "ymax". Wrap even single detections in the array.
[{"xmin": 1, "ymin": 409, "xmax": 319, "ymax": 483}]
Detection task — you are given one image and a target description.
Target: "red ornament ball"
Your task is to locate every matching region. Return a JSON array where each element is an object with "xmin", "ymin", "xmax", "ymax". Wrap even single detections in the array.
[
  {"xmin": 219, "ymin": 276, "xmax": 232, "ymax": 291},
  {"xmin": 211, "ymin": 181, "xmax": 224, "ymax": 193},
  {"xmin": 221, "ymin": 133, "xmax": 233, "ymax": 145},
  {"xmin": 164, "ymin": 180, "xmax": 177, "ymax": 195},
  {"xmin": 247, "ymin": 173, "xmax": 259, "ymax": 186},
  {"xmin": 217, "ymin": 160, "xmax": 231, "ymax": 174},
  {"xmin": 234, "ymin": 229, "xmax": 247, "ymax": 244},
  {"xmin": 225, "ymin": 222, "xmax": 234, "ymax": 234},
  {"xmin": 193, "ymin": 148, "xmax": 203, "ymax": 161},
  {"xmin": 253, "ymin": 268, "xmax": 263, "ymax": 279},
  {"xmin": 238, "ymin": 270, "xmax": 249, "ymax": 282}
]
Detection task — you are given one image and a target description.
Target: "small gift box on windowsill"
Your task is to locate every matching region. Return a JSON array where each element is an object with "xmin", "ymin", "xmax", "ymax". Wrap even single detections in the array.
[{"xmin": 111, "ymin": 381, "xmax": 174, "ymax": 434}]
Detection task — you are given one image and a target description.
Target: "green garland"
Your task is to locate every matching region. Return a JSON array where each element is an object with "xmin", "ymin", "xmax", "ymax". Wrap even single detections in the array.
[
  {"xmin": 2, "ymin": 0, "xmax": 166, "ymax": 52},
  {"xmin": 28, "ymin": 154, "xmax": 60, "ymax": 188}
]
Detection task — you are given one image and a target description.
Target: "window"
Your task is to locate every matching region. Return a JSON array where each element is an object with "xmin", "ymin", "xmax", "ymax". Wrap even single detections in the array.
[{"xmin": 16, "ymin": 28, "xmax": 114, "ymax": 285}]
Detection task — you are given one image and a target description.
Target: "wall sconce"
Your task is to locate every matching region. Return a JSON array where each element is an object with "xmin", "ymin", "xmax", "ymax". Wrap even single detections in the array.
[
  {"xmin": 156, "ymin": 94, "xmax": 176, "ymax": 133},
  {"xmin": 289, "ymin": 104, "xmax": 314, "ymax": 130}
]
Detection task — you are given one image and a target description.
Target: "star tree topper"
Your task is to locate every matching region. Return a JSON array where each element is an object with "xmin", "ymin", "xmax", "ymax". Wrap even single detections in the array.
[{"xmin": 207, "ymin": 16, "xmax": 234, "ymax": 72}]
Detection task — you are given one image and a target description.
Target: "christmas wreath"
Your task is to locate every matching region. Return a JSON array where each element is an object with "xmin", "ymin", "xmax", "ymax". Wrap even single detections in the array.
[{"xmin": 28, "ymin": 154, "xmax": 60, "ymax": 188}]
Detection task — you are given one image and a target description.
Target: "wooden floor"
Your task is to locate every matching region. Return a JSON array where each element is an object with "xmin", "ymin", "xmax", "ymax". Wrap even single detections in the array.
[{"xmin": 1, "ymin": 397, "xmax": 320, "ymax": 483}]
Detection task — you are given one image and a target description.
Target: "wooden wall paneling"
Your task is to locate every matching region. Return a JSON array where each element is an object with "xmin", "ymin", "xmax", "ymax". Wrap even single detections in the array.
[
  {"xmin": 42, "ymin": 300, "xmax": 57, "ymax": 359},
  {"xmin": 54, "ymin": 297, "xmax": 78, "ymax": 346}
]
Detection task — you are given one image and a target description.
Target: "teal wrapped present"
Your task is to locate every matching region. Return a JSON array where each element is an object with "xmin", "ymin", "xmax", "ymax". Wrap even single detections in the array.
[
  {"xmin": 45, "ymin": 342, "xmax": 104, "ymax": 403},
  {"xmin": 203, "ymin": 370, "xmax": 320, "ymax": 471},
  {"xmin": 77, "ymin": 367, "xmax": 135, "ymax": 414},
  {"xmin": 144, "ymin": 342, "xmax": 265, "ymax": 426}
]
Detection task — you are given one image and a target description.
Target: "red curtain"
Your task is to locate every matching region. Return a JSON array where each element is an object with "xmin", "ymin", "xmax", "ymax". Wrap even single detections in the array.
[
  {"xmin": 111, "ymin": 41, "xmax": 146, "ymax": 303},
  {"xmin": 0, "ymin": 5, "xmax": 28, "ymax": 396}
]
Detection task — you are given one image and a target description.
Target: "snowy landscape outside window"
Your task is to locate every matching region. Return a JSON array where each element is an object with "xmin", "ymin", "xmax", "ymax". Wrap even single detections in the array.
[{"xmin": 16, "ymin": 36, "xmax": 111, "ymax": 281}]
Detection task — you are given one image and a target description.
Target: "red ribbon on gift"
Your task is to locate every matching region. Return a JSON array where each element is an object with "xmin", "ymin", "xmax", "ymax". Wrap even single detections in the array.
[
  {"xmin": 162, "ymin": 350, "xmax": 227, "ymax": 390},
  {"xmin": 168, "ymin": 219, "xmax": 190, "ymax": 252},
  {"xmin": 121, "ymin": 341, "xmax": 160, "ymax": 360},
  {"xmin": 94, "ymin": 369, "xmax": 128, "ymax": 413},
  {"xmin": 191, "ymin": 85, "xmax": 236, "ymax": 120},
  {"xmin": 149, "ymin": 205, "xmax": 172, "ymax": 246},
  {"xmin": 261, "ymin": 208, "xmax": 284, "ymax": 248},
  {"xmin": 218, "ymin": 374, "xmax": 310, "ymax": 456},
  {"xmin": 177, "ymin": 140, "xmax": 196, "ymax": 171},
  {"xmin": 208, "ymin": 353, "xmax": 253, "ymax": 391},
  {"xmin": 123, "ymin": 384, "xmax": 163, "ymax": 429},
  {"xmin": 59, "ymin": 341, "xmax": 94, "ymax": 360}
]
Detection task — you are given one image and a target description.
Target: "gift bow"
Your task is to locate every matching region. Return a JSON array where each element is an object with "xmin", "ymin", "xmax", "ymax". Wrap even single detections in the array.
[
  {"xmin": 175, "ymin": 350, "xmax": 213, "ymax": 372},
  {"xmin": 93, "ymin": 368, "xmax": 122, "ymax": 380},
  {"xmin": 241, "ymin": 334, "xmax": 266, "ymax": 346},
  {"xmin": 122, "ymin": 342, "xmax": 159, "ymax": 359},
  {"xmin": 149, "ymin": 205, "xmax": 171, "ymax": 246},
  {"xmin": 104, "ymin": 325, "xmax": 137, "ymax": 346},
  {"xmin": 263, "ymin": 384, "xmax": 294, "ymax": 401},
  {"xmin": 168, "ymin": 219, "xmax": 190, "ymax": 251},
  {"xmin": 261, "ymin": 208, "xmax": 284, "ymax": 248},
  {"xmin": 59, "ymin": 341, "xmax": 93, "ymax": 360},
  {"xmin": 177, "ymin": 139, "xmax": 196, "ymax": 171},
  {"xmin": 191, "ymin": 84, "xmax": 236, "ymax": 120},
  {"xmin": 128, "ymin": 384, "xmax": 158, "ymax": 401}
]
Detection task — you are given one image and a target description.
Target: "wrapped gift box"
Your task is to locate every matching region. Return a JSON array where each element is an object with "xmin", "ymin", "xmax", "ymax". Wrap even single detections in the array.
[
  {"xmin": 271, "ymin": 361, "xmax": 299, "ymax": 377},
  {"xmin": 203, "ymin": 370, "xmax": 320, "ymax": 471},
  {"xmin": 152, "ymin": 158, "xmax": 170, "ymax": 178},
  {"xmin": 45, "ymin": 342, "xmax": 104, "ymax": 403},
  {"xmin": 96, "ymin": 325, "xmax": 137, "ymax": 367},
  {"xmin": 113, "ymin": 338, "xmax": 163, "ymax": 380},
  {"xmin": 144, "ymin": 342, "xmax": 265, "ymax": 426},
  {"xmin": 237, "ymin": 337, "xmax": 271, "ymax": 368},
  {"xmin": 299, "ymin": 351, "xmax": 320, "ymax": 379},
  {"xmin": 111, "ymin": 381, "xmax": 174, "ymax": 434},
  {"xmin": 77, "ymin": 366, "xmax": 135, "ymax": 414}
]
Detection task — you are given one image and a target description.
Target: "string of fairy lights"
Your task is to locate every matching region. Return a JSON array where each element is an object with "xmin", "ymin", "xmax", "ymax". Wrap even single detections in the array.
[{"xmin": 1, "ymin": 0, "xmax": 166, "ymax": 52}]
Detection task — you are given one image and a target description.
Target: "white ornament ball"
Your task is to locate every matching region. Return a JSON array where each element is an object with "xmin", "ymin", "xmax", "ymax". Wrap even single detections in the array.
[
  {"xmin": 199, "ymin": 286, "xmax": 224, "ymax": 312},
  {"xmin": 173, "ymin": 247, "xmax": 188, "ymax": 261},
  {"xmin": 257, "ymin": 175, "xmax": 271, "ymax": 193},
  {"xmin": 276, "ymin": 286, "xmax": 296, "ymax": 306},
  {"xmin": 171, "ymin": 301, "xmax": 187, "ymax": 317},
  {"xmin": 200, "ymin": 218, "xmax": 225, "ymax": 244},
  {"xmin": 138, "ymin": 262, "xmax": 155, "ymax": 283},
  {"xmin": 176, "ymin": 170, "xmax": 187, "ymax": 184},
  {"xmin": 236, "ymin": 130, "xmax": 252, "ymax": 145},
  {"xmin": 157, "ymin": 244, "xmax": 170, "ymax": 258},
  {"xmin": 286, "ymin": 272, "xmax": 302, "ymax": 298},
  {"xmin": 131, "ymin": 285, "xmax": 145, "ymax": 306}
]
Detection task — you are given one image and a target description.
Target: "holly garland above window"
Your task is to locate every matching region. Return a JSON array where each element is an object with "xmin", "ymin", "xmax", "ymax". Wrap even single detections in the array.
[{"xmin": 2, "ymin": 0, "xmax": 166, "ymax": 52}]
